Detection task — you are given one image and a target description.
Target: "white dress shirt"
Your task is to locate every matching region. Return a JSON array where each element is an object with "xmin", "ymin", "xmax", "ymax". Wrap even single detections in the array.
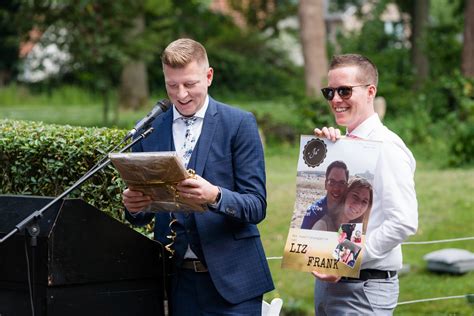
[
  {"xmin": 171, "ymin": 96, "xmax": 209, "ymax": 259},
  {"xmin": 348, "ymin": 113, "xmax": 418, "ymax": 271},
  {"xmin": 172, "ymin": 95, "xmax": 209, "ymax": 153}
]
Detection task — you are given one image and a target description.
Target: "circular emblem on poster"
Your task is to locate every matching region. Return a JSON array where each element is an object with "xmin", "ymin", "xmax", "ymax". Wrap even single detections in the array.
[{"xmin": 303, "ymin": 138, "xmax": 327, "ymax": 167}]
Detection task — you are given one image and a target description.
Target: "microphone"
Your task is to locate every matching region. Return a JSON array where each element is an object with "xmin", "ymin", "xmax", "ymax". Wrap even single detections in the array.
[{"xmin": 124, "ymin": 99, "xmax": 172, "ymax": 141}]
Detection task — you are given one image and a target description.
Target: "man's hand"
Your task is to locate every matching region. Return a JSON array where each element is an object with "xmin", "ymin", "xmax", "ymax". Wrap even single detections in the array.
[
  {"xmin": 122, "ymin": 188, "xmax": 152, "ymax": 213},
  {"xmin": 314, "ymin": 127, "xmax": 342, "ymax": 142},
  {"xmin": 311, "ymin": 271, "xmax": 341, "ymax": 283},
  {"xmin": 176, "ymin": 175, "xmax": 219, "ymax": 205}
]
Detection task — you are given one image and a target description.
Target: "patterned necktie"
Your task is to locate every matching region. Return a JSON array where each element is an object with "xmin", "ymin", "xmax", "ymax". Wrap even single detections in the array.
[
  {"xmin": 180, "ymin": 116, "xmax": 198, "ymax": 168},
  {"xmin": 346, "ymin": 133, "xmax": 361, "ymax": 139}
]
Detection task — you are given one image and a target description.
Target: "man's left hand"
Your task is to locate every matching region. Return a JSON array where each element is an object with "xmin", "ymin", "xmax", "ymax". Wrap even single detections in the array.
[{"xmin": 176, "ymin": 175, "xmax": 219, "ymax": 205}]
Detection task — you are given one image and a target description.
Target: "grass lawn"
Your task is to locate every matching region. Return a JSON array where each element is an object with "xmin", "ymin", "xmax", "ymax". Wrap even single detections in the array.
[{"xmin": 0, "ymin": 86, "xmax": 297, "ymax": 130}]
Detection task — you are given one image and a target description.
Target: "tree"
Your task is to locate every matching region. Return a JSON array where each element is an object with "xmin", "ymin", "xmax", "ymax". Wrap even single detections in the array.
[
  {"xmin": 411, "ymin": 0, "xmax": 430, "ymax": 89},
  {"xmin": 0, "ymin": 2, "xmax": 32, "ymax": 86},
  {"xmin": 119, "ymin": 15, "xmax": 149, "ymax": 111},
  {"xmin": 15, "ymin": 0, "xmax": 172, "ymax": 124},
  {"xmin": 227, "ymin": 0, "xmax": 296, "ymax": 36},
  {"xmin": 462, "ymin": 0, "xmax": 474, "ymax": 77},
  {"xmin": 298, "ymin": 0, "xmax": 328, "ymax": 97}
]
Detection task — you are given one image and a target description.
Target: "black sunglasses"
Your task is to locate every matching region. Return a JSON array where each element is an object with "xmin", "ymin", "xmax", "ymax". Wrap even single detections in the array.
[{"xmin": 321, "ymin": 84, "xmax": 370, "ymax": 101}]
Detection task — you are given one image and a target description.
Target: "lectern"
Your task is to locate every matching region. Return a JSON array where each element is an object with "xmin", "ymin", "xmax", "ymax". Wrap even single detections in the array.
[{"xmin": 0, "ymin": 195, "xmax": 165, "ymax": 316}]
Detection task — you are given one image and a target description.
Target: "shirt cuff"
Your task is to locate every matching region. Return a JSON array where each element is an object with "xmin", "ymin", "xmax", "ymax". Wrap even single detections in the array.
[
  {"xmin": 128, "ymin": 210, "xmax": 143, "ymax": 217},
  {"xmin": 207, "ymin": 187, "xmax": 222, "ymax": 209}
]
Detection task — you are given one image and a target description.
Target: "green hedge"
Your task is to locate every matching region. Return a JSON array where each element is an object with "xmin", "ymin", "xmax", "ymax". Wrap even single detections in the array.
[{"xmin": 0, "ymin": 119, "xmax": 127, "ymax": 221}]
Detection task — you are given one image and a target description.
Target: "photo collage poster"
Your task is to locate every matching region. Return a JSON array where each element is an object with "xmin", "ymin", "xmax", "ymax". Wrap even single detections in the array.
[{"xmin": 281, "ymin": 135, "xmax": 382, "ymax": 277}]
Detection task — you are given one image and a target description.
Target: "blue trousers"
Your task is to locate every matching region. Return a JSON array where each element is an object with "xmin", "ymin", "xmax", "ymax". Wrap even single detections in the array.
[
  {"xmin": 170, "ymin": 268, "xmax": 262, "ymax": 315},
  {"xmin": 315, "ymin": 275, "xmax": 399, "ymax": 315}
]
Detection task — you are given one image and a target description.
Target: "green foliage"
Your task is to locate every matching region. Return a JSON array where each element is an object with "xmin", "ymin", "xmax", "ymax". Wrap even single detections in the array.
[
  {"xmin": 12, "ymin": 0, "xmax": 173, "ymax": 95},
  {"xmin": 208, "ymin": 42, "xmax": 303, "ymax": 99},
  {"xmin": 419, "ymin": 73, "xmax": 474, "ymax": 167},
  {"xmin": 293, "ymin": 96, "xmax": 334, "ymax": 134},
  {"xmin": 0, "ymin": 119, "xmax": 127, "ymax": 220},
  {"xmin": 146, "ymin": 1, "xmax": 304, "ymax": 100},
  {"xmin": 385, "ymin": 101, "xmax": 433, "ymax": 146},
  {"xmin": 0, "ymin": 2, "xmax": 26, "ymax": 84},
  {"xmin": 0, "ymin": 84, "xmax": 103, "ymax": 106},
  {"xmin": 227, "ymin": 0, "xmax": 297, "ymax": 36},
  {"xmin": 385, "ymin": 71, "xmax": 474, "ymax": 168},
  {"xmin": 449, "ymin": 122, "xmax": 474, "ymax": 167}
]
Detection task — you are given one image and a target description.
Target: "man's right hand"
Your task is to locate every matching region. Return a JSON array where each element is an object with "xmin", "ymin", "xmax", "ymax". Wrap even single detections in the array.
[
  {"xmin": 122, "ymin": 188, "xmax": 152, "ymax": 213},
  {"xmin": 314, "ymin": 127, "xmax": 342, "ymax": 142}
]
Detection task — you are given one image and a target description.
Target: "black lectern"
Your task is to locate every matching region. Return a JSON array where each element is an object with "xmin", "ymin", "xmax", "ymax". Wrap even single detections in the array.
[{"xmin": 0, "ymin": 195, "xmax": 165, "ymax": 316}]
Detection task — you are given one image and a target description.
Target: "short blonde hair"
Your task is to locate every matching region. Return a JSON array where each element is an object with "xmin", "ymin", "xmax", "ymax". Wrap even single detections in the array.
[
  {"xmin": 329, "ymin": 54, "xmax": 378, "ymax": 87},
  {"xmin": 161, "ymin": 38, "xmax": 209, "ymax": 68}
]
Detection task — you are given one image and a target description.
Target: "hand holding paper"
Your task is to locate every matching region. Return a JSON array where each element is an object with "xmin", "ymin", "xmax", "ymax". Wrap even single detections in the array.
[
  {"xmin": 176, "ymin": 175, "xmax": 220, "ymax": 206},
  {"xmin": 110, "ymin": 152, "xmax": 206, "ymax": 212},
  {"xmin": 122, "ymin": 188, "xmax": 152, "ymax": 213}
]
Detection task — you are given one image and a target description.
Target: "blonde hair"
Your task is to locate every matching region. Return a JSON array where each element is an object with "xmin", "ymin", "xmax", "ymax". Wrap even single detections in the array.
[
  {"xmin": 329, "ymin": 54, "xmax": 378, "ymax": 87},
  {"xmin": 161, "ymin": 38, "xmax": 209, "ymax": 69},
  {"xmin": 330, "ymin": 177, "xmax": 373, "ymax": 233}
]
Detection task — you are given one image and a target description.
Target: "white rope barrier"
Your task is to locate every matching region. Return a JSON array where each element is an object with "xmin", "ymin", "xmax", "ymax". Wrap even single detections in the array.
[
  {"xmin": 398, "ymin": 294, "xmax": 473, "ymax": 305},
  {"xmin": 402, "ymin": 236, "xmax": 474, "ymax": 245},
  {"xmin": 266, "ymin": 236, "xmax": 474, "ymax": 260}
]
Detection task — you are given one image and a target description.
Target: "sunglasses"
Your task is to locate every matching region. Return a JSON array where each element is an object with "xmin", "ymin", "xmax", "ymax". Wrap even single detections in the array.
[
  {"xmin": 321, "ymin": 84, "xmax": 370, "ymax": 101},
  {"xmin": 326, "ymin": 179, "xmax": 348, "ymax": 188}
]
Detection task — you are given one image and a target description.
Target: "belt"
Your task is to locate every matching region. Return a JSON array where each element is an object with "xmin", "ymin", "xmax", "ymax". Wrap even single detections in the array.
[
  {"xmin": 181, "ymin": 260, "xmax": 208, "ymax": 273},
  {"xmin": 342, "ymin": 269, "xmax": 397, "ymax": 281}
]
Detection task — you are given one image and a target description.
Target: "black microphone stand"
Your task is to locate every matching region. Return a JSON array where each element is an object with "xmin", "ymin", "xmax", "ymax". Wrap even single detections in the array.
[{"xmin": 0, "ymin": 126, "xmax": 154, "ymax": 315}]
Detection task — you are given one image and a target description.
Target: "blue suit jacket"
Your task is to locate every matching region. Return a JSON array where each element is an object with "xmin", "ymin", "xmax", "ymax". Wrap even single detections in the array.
[{"xmin": 125, "ymin": 97, "xmax": 274, "ymax": 304}]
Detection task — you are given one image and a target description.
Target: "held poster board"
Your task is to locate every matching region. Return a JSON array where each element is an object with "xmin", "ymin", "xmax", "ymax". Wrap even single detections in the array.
[
  {"xmin": 109, "ymin": 152, "xmax": 206, "ymax": 212},
  {"xmin": 281, "ymin": 135, "xmax": 381, "ymax": 278}
]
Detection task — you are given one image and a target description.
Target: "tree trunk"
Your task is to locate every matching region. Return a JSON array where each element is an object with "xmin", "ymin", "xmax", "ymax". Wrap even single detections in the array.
[
  {"xmin": 119, "ymin": 15, "xmax": 149, "ymax": 110},
  {"xmin": 103, "ymin": 89, "xmax": 109, "ymax": 125},
  {"xmin": 462, "ymin": 0, "xmax": 474, "ymax": 77},
  {"xmin": 298, "ymin": 0, "xmax": 327, "ymax": 98},
  {"xmin": 0, "ymin": 70, "xmax": 10, "ymax": 87},
  {"xmin": 119, "ymin": 61, "xmax": 149, "ymax": 110},
  {"xmin": 411, "ymin": 0, "xmax": 430, "ymax": 90}
]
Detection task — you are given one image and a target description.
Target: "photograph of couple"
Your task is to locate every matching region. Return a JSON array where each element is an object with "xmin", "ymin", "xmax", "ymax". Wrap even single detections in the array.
[{"xmin": 282, "ymin": 136, "xmax": 381, "ymax": 276}]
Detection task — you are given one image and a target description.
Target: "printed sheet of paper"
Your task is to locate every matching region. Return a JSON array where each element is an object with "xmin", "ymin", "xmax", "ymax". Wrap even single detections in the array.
[
  {"xmin": 281, "ymin": 136, "xmax": 381, "ymax": 278},
  {"xmin": 109, "ymin": 152, "xmax": 206, "ymax": 212}
]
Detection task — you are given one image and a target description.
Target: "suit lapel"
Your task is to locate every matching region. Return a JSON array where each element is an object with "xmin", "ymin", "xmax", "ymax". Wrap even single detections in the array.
[
  {"xmin": 156, "ymin": 110, "xmax": 175, "ymax": 151},
  {"xmin": 189, "ymin": 98, "xmax": 218, "ymax": 175}
]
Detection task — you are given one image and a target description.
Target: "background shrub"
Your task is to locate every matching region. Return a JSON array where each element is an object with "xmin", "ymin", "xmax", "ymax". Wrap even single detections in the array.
[{"xmin": 0, "ymin": 119, "xmax": 127, "ymax": 220}]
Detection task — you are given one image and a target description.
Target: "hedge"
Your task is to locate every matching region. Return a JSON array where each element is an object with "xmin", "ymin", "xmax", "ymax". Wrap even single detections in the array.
[{"xmin": 0, "ymin": 119, "xmax": 128, "ymax": 221}]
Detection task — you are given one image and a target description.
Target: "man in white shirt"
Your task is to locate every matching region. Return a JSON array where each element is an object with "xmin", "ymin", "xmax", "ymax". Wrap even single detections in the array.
[{"xmin": 312, "ymin": 54, "xmax": 418, "ymax": 315}]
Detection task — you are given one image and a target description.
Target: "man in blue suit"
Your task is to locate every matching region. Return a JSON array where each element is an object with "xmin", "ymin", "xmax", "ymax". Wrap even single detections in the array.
[{"xmin": 122, "ymin": 38, "xmax": 274, "ymax": 315}]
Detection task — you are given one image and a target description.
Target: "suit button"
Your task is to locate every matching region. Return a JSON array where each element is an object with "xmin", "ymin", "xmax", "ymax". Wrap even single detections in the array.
[{"xmin": 225, "ymin": 208, "xmax": 236, "ymax": 216}]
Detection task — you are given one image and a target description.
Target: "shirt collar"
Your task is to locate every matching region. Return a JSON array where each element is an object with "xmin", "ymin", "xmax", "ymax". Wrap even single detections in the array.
[
  {"xmin": 173, "ymin": 95, "xmax": 209, "ymax": 121},
  {"xmin": 345, "ymin": 113, "xmax": 382, "ymax": 139}
]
